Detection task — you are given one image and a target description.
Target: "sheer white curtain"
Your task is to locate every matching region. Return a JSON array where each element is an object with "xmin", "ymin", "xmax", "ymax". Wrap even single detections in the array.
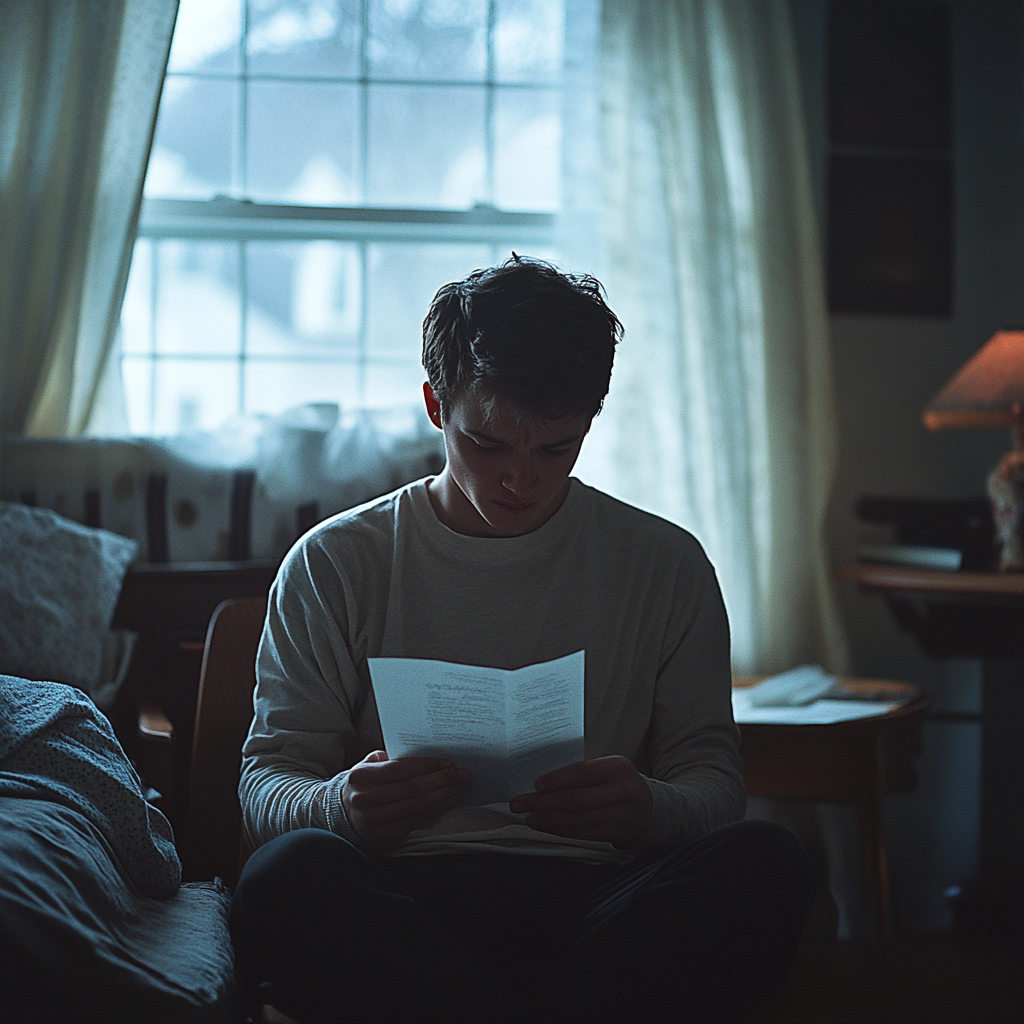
[
  {"xmin": 569, "ymin": 0, "xmax": 847, "ymax": 676},
  {"xmin": 0, "ymin": 0, "xmax": 177, "ymax": 439}
]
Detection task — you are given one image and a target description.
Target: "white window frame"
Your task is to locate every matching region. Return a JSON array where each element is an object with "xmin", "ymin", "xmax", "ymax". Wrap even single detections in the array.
[
  {"xmin": 131, "ymin": 202, "xmax": 554, "ymax": 427},
  {"xmin": 125, "ymin": 0, "xmax": 564, "ymax": 433}
]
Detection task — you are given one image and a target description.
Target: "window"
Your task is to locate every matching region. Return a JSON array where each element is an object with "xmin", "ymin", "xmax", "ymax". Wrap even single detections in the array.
[{"xmin": 121, "ymin": 0, "xmax": 564, "ymax": 436}]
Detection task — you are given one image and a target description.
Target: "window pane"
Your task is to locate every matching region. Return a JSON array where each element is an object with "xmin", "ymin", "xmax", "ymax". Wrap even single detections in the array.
[
  {"xmin": 366, "ymin": 84, "xmax": 486, "ymax": 207},
  {"xmin": 247, "ymin": 241, "xmax": 362, "ymax": 356},
  {"xmin": 247, "ymin": 0, "xmax": 362, "ymax": 78},
  {"xmin": 366, "ymin": 242, "xmax": 490, "ymax": 360},
  {"xmin": 247, "ymin": 81, "xmax": 361, "ymax": 203},
  {"xmin": 151, "ymin": 359, "xmax": 241, "ymax": 435},
  {"xmin": 168, "ymin": 0, "xmax": 242, "ymax": 74},
  {"xmin": 244, "ymin": 358, "xmax": 361, "ymax": 416},
  {"xmin": 146, "ymin": 77, "xmax": 240, "ymax": 198},
  {"xmin": 122, "ymin": 357, "xmax": 155, "ymax": 435},
  {"xmin": 494, "ymin": 87, "xmax": 560, "ymax": 211},
  {"xmin": 367, "ymin": 0, "xmax": 487, "ymax": 81},
  {"xmin": 494, "ymin": 0, "xmax": 564, "ymax": 84},
  {"xmin": 121, "ymin": 240, "xmax": 153, "ymax": 355},
  {"xmin": 364, "ymin": 358, "xmax": 428, "ymax": 409},
  {"xmin": 155, "ymin": 241, "xmax": 242, "ymax": 356}
]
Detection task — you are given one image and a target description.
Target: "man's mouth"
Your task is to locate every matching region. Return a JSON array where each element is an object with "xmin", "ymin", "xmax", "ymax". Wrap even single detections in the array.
[{"xmin": 494, "ymin": 499, "xmax": 536, "ymax": 513}]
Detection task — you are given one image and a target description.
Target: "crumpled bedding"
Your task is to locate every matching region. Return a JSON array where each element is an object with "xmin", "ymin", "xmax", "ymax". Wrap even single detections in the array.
[
  {"xmin": 0, "ymin": 677, "xmax": 236, "ymax": 1022},
  {"xmin": 0, "ymin": 675, "xmax": 179, "ymax": 894}
]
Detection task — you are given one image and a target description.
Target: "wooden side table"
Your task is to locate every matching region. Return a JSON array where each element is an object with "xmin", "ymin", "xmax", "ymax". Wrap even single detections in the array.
[
  {"xmin": 836, "ymin": 562, "xmax": 1024, "ymax": 937},
  {"xmin": 835, "ymin": 562, "xmax": 1024, "ymax": 659},
  {"xmin": 733, "ymin": 677, "xmax": 931, "ymax": 941}
]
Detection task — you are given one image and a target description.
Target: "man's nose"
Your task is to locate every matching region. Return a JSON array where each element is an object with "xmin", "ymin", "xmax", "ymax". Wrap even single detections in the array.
[{"xmin": 501, "ymin": 452, "xmax": 536, "ymax": 494}]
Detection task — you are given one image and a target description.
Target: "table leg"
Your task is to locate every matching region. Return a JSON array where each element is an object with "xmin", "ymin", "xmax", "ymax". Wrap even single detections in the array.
[
  {"xmin": 980, "ymin": 658, "xmax": 1024, "ymax": 884},
  {"xmin": 947, "ymin": 658, "xmax": 1023, "ymax": 938},
  {"xmin": 856, "ymin": 732, "xmax": 892, "ymax": 942}
]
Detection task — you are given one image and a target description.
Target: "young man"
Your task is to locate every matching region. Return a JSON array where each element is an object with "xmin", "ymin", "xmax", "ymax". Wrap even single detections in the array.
[{"xmin": 231, "ymin": 258, "xmax": 814, "ymax": 1023}]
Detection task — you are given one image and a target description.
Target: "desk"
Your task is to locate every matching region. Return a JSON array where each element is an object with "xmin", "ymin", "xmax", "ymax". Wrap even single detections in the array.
[
  {"xmin": 835, "ymin": 562, "xmax": 1023, "ymax": 659},
  {"xmin": 112, "ymin": 560, "xmax": 279, "ymax": 634},
  {"xmin": 837, "ymin": 562, "xmax": 1024, "ymax": 936},
  {"xmin": 111, "ymin": 560, "xmax": 278, "ymax": 826},
  {"xmin": 734, "ymin": 677, "xmax": 929, "ymax": 941}
]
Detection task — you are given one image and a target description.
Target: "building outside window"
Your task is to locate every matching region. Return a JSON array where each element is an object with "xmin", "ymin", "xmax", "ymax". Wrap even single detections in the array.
[{"xmin": 121, "ymin": 0, "xmax": 564, "ymax": 436}]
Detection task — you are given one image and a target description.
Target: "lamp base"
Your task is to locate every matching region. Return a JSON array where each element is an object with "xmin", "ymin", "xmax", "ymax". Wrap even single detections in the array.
[{"xmin": 987, "ymin": 448, "xmax": 1024, "ymax": 571}]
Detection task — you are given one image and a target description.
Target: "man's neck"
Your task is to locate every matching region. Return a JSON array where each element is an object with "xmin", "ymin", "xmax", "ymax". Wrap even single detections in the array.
[{"xmin": 426, "ymin": 471, "xmax": 571, "ymax": 538}]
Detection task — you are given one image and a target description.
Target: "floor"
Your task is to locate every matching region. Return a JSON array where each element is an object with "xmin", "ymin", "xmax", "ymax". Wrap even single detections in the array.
[
  {"xmin": 756, "ymin": 935, "xmax": 1024, "ymax": 1024},
  {"xmin": 258, "ymin": 934, "xmax": 1023, "ymax": 1024}
]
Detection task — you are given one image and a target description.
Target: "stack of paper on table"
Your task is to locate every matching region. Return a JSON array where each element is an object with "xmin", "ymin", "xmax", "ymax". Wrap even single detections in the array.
[{"xmin": 732, "ymin": 664, "xmax": 898, "ymax": 725}]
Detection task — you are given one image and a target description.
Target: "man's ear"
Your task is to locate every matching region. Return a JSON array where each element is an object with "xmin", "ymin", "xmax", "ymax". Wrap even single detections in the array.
[{"xmin": 423, "ymin": 382, "xmax": 443, "ymax": 430}]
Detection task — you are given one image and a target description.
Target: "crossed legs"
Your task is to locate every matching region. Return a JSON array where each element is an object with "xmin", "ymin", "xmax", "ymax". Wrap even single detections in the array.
[{"xmin": 230, "ymin": 818, "xmax": 814, "ymax": 1023}]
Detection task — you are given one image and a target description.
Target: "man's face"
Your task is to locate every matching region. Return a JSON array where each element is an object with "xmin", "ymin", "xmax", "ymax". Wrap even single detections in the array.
[{"xmin": 425, "ymin": 385, "xmax": 591, "ymax": 538}]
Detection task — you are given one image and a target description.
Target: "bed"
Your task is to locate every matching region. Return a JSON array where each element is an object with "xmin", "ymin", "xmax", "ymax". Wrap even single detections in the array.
[{"xmin": 0, "ymin": 676, "xmax": 237, "ymax": 1022}]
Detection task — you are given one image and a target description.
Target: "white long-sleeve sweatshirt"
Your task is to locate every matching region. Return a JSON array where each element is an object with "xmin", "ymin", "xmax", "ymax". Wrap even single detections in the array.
[{"xmin": 240, "ymin": 478, "xmax": 746, "ymax": 864}]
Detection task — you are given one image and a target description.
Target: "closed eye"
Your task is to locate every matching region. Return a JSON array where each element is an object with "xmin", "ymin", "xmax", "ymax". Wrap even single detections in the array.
[{"xmin": 469, "ymin": 437, "xmax": 502, "ymax": 452}]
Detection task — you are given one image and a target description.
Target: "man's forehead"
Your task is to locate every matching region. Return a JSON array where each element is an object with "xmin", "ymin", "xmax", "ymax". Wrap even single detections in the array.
[{"xmin": 454, "ymin": 390, "xmax": 584, "ymax": 431}]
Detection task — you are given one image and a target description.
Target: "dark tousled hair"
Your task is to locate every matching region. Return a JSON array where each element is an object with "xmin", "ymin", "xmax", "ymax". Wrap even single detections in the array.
[{"xmin": 421, "ymin": 255, "xmax": 622, "ymax": 420}]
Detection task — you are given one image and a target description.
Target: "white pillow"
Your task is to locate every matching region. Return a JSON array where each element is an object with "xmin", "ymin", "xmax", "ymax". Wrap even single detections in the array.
[{"xmin": 0, "ymin": 502, "xmax": 137, "ymax": 690}]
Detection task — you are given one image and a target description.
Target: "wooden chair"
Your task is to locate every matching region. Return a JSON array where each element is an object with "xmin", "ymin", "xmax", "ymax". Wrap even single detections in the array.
[
  {"xmin": 733, "ymin": 677, "xmax": 931, "ymax": 942},
  {"xmin": 179, "ymin": 595, "xmax": 267, "ymax": 888}
]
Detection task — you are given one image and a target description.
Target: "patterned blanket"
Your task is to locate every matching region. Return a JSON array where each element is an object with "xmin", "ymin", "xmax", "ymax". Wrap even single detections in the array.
[{"xmin": 0, "ymin": 676, "xmax": 180, "ymax": 896}]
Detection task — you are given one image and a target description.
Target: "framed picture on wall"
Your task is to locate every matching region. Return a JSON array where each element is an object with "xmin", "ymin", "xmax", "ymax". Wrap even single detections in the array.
[
  {"xmin": 827, "ymin": 0, "xmax": 953, "ymax": 317},
  {"xmin": 827, "ymin": 155, "xmax": 953, "ymax": 317}
]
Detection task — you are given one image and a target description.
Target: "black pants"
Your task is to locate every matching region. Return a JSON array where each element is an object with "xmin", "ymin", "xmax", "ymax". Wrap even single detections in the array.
[{"xmin": 230, "ymin": 818, "xmax": 814, "ymax": 1023}]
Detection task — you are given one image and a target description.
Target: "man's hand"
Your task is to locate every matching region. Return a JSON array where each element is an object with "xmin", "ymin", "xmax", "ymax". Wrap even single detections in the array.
[
  {"xmin": 341, "ymin": 750, "xmax": 471, "ymax": 849},
  {"xmin": 508, "ymin": 756, "xmax": 653, "ymax": 848}
]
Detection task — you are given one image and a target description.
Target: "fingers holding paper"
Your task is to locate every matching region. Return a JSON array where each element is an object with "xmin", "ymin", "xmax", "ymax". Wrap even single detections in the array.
[
  {"xmin": 509, "ymin": 755, "xmax": 653, "ymax": 849},
  {"xmin": 342, "ymin": 750, "xmax": 471, "ymax": 849}
]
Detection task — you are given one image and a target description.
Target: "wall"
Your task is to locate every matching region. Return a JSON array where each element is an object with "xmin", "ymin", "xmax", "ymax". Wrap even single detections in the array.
[{"xmin": 791, "ymin": 0, "xmax": 1024, "ymax": 930}]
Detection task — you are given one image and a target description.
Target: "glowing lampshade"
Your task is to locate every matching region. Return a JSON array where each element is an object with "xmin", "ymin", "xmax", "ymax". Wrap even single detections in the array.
[
  {"xmin": 923, "ymin": 330, "xmax": 1024, "ymax": 436},
  {"xmin": 923, "ymin": 331, "xmax": 1024, "ymax": 570}
]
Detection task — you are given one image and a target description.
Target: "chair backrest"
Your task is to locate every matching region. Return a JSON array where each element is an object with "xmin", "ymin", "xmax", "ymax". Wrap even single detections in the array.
[{"xmin": 181, "ymin": 595, "xmax": 267, "ymax": 887}]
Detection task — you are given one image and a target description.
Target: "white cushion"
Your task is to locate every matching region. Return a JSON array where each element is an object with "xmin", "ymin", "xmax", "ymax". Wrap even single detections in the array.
[{"xmin": 0, "ymin": 502, "xmax": 137, "ymax": 690}]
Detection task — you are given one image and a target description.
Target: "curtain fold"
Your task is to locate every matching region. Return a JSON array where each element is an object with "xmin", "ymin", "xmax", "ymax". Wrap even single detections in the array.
[
  {"xmin": 0, "ymin": 0, "xmax": 177, "ymax": 439},
  {"xmin": 577, "ymin": 0, "xmax": 847, "ymax": 675}
]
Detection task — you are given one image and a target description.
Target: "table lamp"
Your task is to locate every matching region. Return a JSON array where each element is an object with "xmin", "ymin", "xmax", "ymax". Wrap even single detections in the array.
[{"xmin": 923, "ymin": 330, "xmax": 1024, "ymax": 571}]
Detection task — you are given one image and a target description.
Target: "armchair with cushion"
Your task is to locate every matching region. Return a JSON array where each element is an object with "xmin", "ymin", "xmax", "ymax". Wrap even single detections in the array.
[{"xmin": 0, "ymin": 504, "xmax": 240, "ymax": 1021}]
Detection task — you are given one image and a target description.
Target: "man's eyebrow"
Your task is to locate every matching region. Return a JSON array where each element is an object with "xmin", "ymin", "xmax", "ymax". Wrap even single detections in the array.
[{"xmin": 465, "ymin": 427, "xmax": 581, "ymax": 447}]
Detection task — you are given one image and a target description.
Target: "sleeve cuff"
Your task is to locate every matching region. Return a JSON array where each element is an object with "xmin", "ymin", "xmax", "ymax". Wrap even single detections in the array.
[
  {"xmin": 322, "ymin": 771, "xmax": 369, "ymax": 850},
  {"xmin": 636, "ymin": 776, "xmax": 683, "ymax": 851}
]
